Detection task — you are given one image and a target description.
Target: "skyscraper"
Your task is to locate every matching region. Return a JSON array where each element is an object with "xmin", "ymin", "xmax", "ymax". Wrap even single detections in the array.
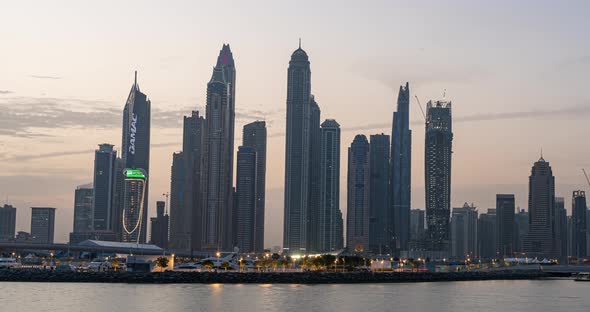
[
  {"xmin": 235, "ymin": 146, "xmax": 257, "ymax": 253},
  {"xmin": 307, "ymin": 97, "xmax": 322, "ymax": 253},
  {"xmin": 572, "ymin": 191, "xmax": 587, "ymax": 257},
  {"xmin": 424, "ymin": 100, "xmax": 453, "ymax": 254},
  {"xmin": 150, "ymin": 201, "xmax": 169, "ymax": 249},
  {"xmin": 73, "ymin": 184, "xmax": 93, "ymax": 233},
  {"xmin": 478, "ymin": 209, "xmax": 496, "ymax": 259},
  {"xmin": 242, "ymin": 121, "xmax": 267, "ymax": 253},
  {"xmin": 0, "ymin": 204, "xmax": 17, "ymax": 241},
  {"xmin": 169, "ymin": 152, "xmax": 186, "ymax": 249},
  {"xmin": 391, "ymin": 82, "xmax": 412, "ymax": 252},
  {"xmin": 31, "ymin": 207, "xmax": 56, "ymax": 244},
  {"xmin": 410, "ymin": 209, "xmax": 426, "ymax": 243},
  {"xmin": 523, "ymin": 156, "xmax": 556, "ymax": 258},
  {"xmin": 121, "ymin": 71, "xmax": 151, "ymax": 243},
  {"xmin": 555, "ymin": 197, "xmax": 568, "ymax": 259},
  {"xmin": 92, "ymin": 144, "xmax": 117, "ymax": 231},
  {"xmin": 496, "ymin": 194, "xmax": 515, "ymax": 257},
  {"xmin": 121, "ymin": 169, "xmax": 147, "ymax": 243},
  {"xmin": 283, "ymin": 43, "xmax": 312, "ymax": 255},
  {"xmin": 202, "ymin": 45, "xmax": 236, "ymax": 251},
  {"xmin": 346, "ymin": 135, "xmax": 371, "ymax": 253},
  {"xmin": 318, "ymin": 119, "xmax": 343, "ymax": 252},
  {"xmin": 514, "ymin": 209, "xmax": 529, "ymax": 253},
  {"xmin": 369, "ymin": 134, "xmax": 391, "ymax": 254},
  {"xmin": 451, "ymin": 203, "xmax": 478, "ymax": 259}
]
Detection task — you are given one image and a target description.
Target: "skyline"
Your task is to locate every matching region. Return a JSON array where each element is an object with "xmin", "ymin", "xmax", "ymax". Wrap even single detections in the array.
[{"xmin": 1, "ymin": 1, "xmax": 590, "ymax": 247}]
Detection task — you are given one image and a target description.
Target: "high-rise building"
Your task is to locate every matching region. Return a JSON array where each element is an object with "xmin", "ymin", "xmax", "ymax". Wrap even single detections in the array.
[
  {"xmin": 369, "ymin": 134, "xmax": 391, "ymax": 254},
  {"xmin": 523, "ymin": 156, "xmax": 556, "ymax": 258},
  {"xmin": 150, "ymin": 201, "xmax": 169, "ymax": 249},
  {"xmin": 307, "ymin": 97, "xmax": 322, "ymax": 253},
  {"xmin": 318, "ymin": 119, "xmax": 343, "ymax": 252},
  {"xmin": 121, "ymin": 169, "xmax": 147, "ymax": 243},
  {"xmin": 202, "ymin": 45, "xmax": 236, "ymax": 251},
  {"xmin": 92, "ymin": 144, "xmax": 117, "ymax": 231},
  {"xmin": 283, "ymin": 43, "xmax": 313, "ymax": 255},
  {"xmin": 111, "ymin": 157, "xmax": 125, "ymax": 240},
  {"xmin": 235, "ymin": 146, "xmax": 257, "ymax": 253},
  {"xmin": 514, "ymin": 208, "xmax": 529, "ymax": 252},
  {"xmin": 31, "ymin": 207, "xmax": 56, "ymax": 244},
  {"xmin": 572, "ymin": 191, "xmax": 587, "ymax": 257},
  {"xmin": 242, "ymin": 121, "xmax": 267, "ymax": 253},
  {"xmin": 478, "ymin": 209, "xmax": 496, "ymax": 259},
  {"xmin": 391, "ymin": 82, "xmax": 412, "ymax": 252},
  {"xmin": 451, "ymin": 203, "xmax": 478, "ymax": 260},
  {"xmin": 346, "ymin": 135, "xmax": 371, "ymax": 253},
  {"xmin": 496, "ymin": 194, "xmax": 515, "ymax": 257},
  {"xmin": 0, "ymin": 204, "xmax": 17, "ymax": 241},
  {"xmin": 169, "ymin": 111, "xmax": 206, "ymax": 251},
  {"xmin": 121, "ymin": 72, "xmax": 151, "ymax": 243},
  {"xmin": 73, "ymin": 183, "xmax": 93, "ymax": 233},
  {"xmin": 410, "ymin": 209, "xmax": 426, "ymax": 243},
  {"xmin": 424, "ymin": 100, "xmax": 453, "ymax": 253},
  {"xmin": 554, "ymin": 197, "xmax": 568, "ymax": 259}
]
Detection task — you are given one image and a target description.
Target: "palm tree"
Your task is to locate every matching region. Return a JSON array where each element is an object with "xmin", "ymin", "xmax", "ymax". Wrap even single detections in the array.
[
  {"xmin": 155, "ymin": 257, "xmax": 170, "ymax": 272},
  {"xmin": 111, "ymin": 259, "xmax": 120, "ymax": 272},
  {"xmin": 202, "ymin": 260, "xmax": 214, "ymax": 272},
  {"xmin": 220, "ymin": 261, "xmax": 231, "ymax": 271}
]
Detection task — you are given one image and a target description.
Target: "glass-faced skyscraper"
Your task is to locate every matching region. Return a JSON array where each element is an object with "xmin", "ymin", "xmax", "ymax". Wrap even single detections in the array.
[
  {"xmin": 496, "ymin": 194, "xmax": 515, "ymax": 257},
  {"xmin": 391, "ymin": 82, "xmax": 412, "ymax": 252},
  {"xmin": 347, "ymin": 135, "xmax": 371, "ymax": 253},
  {"xmin": 424, "ymin": 100, "xmax": 453, "ymax": 253},
  {"xmin": 235, "ymin": 146, "xmax": 257, "ymax": 253},
  {"xmin": 369, "ymin": 134, "xmax": 391, "ymax": 254},
  {"xmin": 121, "ymin": 72, "xmax": 151, "ymax": 243},
  {"xmin": 121, "ymin": 169, "xmax": 147, "ymax": 243},
  {"xmin": 283, "ymin": 43, "xmax": 313, "ymax": 255},
  {"xmin": 92, "ymin": 144, "xmax": 116, "ymax": 231},
  {"xmin": 572, "ymin": 190, "xmax": 587, "ymax": 257}
]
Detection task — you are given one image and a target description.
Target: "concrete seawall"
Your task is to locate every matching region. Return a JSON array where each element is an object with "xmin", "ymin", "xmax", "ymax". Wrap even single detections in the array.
[{"xmin": 0, "ymin": 270, "xmax": 551, "ymax": 284}]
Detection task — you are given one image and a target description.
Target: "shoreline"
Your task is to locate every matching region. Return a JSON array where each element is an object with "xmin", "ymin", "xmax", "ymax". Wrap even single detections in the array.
[{"xmin": 0, "ymin": 270, "xmax": 552, "ymax": 284}]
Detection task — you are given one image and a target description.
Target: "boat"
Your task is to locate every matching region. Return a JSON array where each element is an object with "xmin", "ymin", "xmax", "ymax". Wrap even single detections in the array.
[
  {"xmin": 0, "ymin": 258, "xmax": 20, "ymax": 269},
  {"xmin": 573, "ymin": 272, "xmax": 590, "ymax": 281}
]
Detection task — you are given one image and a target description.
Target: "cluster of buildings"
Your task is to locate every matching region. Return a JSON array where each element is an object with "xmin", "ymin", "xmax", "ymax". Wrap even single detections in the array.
[
  {"xmin": 0, "ymin": 43, "xmax": 588, "ymax": 263},
  {"xmin": 0, "ymin": 205, "xmax": 56, "ymax": 244}
]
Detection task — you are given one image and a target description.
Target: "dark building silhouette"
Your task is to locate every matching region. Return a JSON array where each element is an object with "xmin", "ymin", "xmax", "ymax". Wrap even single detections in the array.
[
  {"xmin": 307, "ymin": 97, "xmax": 322, "ymax": 253},
  {"xmin": 93, "ymin": 144, "xmax": 117, "ymax": 231},
  {"xmin": 451, "ymin": 203, "xmax": 478, "ymax": 259},
  {"xmin": 169, "ymin": 152, "xmax": 185, "ymax": 248},
  {"xmin": 424, "ymin": 100, "xmax": 453, "ymax": 254},
  {"xmin": 369, "ymin": 134, "xmax": 391, "ymax": 254},
  {"xmin": 478, "ymin": 209, "xmax": 496, "ymax": 259},
  {"xmin": 347, "ymin": 135, "xmax": 371, "ymax": 253},
  {"xmin": 391, "ymin": 82, "xmax": 412, "ymax": 252},
  {"xmin": 120, "ymin": 72, "xmax": 151, "ymax": 243},
  {"xmin": 150, "ymin": 201, "xmax": 169, "ymax": 249},
  {"xmin": 514, "ymin": 208, "xmax": 529, "ymax": 252},
  {"xmin": 572, "ymin": 191, "xmax": 587, "ymax": 257},
  {"xmin": 242, "ymin": 121, "xmax": 267, "ymax": 253},
  {"xmin": 201, "ymin": 45, "xmax": 236, "ymax": 251},
  {"xmin": 73, "ymin": 184, "xmax": 93, "ymax": 233},
  {"xmin": 235, "ymin": 146, "xmax": 257, "ymax": 252},
  {"xmin": 283, "ymin": 42, "xmax": 313, "ymax": 255},
  {"xmin": 554, "ymin": 197, "xmax": 568, "ymax": 259},
  {"xmin": 31, "ymin": 207, "xmax": 56, "ymax": 244},
  {"xmin": 0, "ymin": 204, "xmax": 17, "ymax": 241},
  {"xmin": 318, "ymin": 119, "xmax": 343, "ymax": 252},
  {"xmin": 410, "ymin": 209, "xmax": 426, "ymax": 244},
  {"xmin": 496, "ymin": 194, "xmax": 515, "ymax": 257},
  {"xmin": 523, "ymin": 157, "xmax": 556, "ymax": 258}
]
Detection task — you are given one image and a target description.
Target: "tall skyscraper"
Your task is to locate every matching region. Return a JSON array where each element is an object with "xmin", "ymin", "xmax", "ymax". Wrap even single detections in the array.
[
  {"xmin": 0, "ymin": 204, "xmax": 17, "ymax": 241},
  {"xmin": 555, "ymin": 197, "xmax": 568, "ymax": 259},
  {"xmin": 202, "ymin": 45, "xmax": 236, "ymax": 251},
  {"xmin": 346, "ymin": 135, "xmax": 371, "ymax": 253},
  {"xmin": 369, "ymin": 134, "xmax": 391, "ymax": 254},
  {"xmin": 318, "ymin": 119, "xmax": 343, "ymax": 252},
  {"xmin": 451, "ymin": 203, "xmax": 478, "ymax": 259},
  {"xmin": 235, "ymin": 146, "xmax": 257, "ymax": 253},
  {"xmin": 121, "ymin": 72, "xmax": 151, "ymax": 243},
  {"xmin": 121, "ymin": 169, "xmax": 147, "ymax": 243},
  {"xmin": 73, "ymin": 184, "xmax": 93, "ymax": 233},
  {"xmin": 572, "ymin": 191, "xmax": 587, "ymax": 257},
  {"xmin": 496, "ymin": 194, "xmax": 515, "ymax": 257},
  {"xmin": 92, "ymin": 144, "xmax": 117, "ymax": 231},
  {"xmin": 514, "ymin": 208, "xmax": 529, "ymax": 253},
  {"xmin": 283, "ymin": 43, "xmax": 313, "ymax": 255},
  {"xmin": 169, "ymin": 152, "xmax": 186, "ymax": 249},
  {"xmin": 31, "ymin": 207, "xmax": 56, "ymax": 244},
  {"xmin": 307, "ymin": 97, "xmax": 322, "ymax": 253},
  {"xmin": 242, "ymin": 121, "xmax": 267, "ymax": 253},
  {"xmin": 478, "ymin": 209, "xmax": 497, "ymax": 259},
  {"xmin": 391, "ymin": 82, "xmax": 412, "ymax": 252},
  {"xmin": 150, "ymin": 201, "xmax": 169, "ymax": 249},
  {"xmin": 523, "ymin": 156, "xmax": 555, "ymax": 258},
  {"xmin": 410, "ymin": 209, "xmax": 426, "ymax": 243},
  {"xmin": 424, "ymin": 100, "xmax": 453, "ymax": 254}
]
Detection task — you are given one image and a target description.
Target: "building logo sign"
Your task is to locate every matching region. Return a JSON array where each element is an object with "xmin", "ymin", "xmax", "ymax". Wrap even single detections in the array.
[{"xmin": 129, "ymin": 113, "xmax": 138, "ymax": 155}]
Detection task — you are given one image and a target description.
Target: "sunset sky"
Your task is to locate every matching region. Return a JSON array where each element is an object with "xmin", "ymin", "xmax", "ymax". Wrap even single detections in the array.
[{"xmin": 1, "ymin": 0, "xmax": 589, "ymax": 247}]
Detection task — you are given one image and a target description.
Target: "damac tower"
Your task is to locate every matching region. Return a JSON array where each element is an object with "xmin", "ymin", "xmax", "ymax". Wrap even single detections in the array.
[{"xmin": 201, "ymin": 45, "xmax": 236, "ymax": 251}]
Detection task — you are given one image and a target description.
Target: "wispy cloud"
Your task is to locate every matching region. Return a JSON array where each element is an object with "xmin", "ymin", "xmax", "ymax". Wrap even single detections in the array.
[
  {"xmin": 0, "ymin": 90, "xmax": 13, "ymax": 94},
  {"xmin": 30, "ymin": 75, "xmax": 62, "ymax": 80},
  {"xmin": 0, "ymin": 149, "xmax": 94, "ymax": 162}
]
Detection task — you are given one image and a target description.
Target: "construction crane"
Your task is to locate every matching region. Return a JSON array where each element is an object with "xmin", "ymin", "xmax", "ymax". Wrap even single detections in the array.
[
  {"xmin": 582, "ymin": 169, "xmax": 590, "ymax": 189},
  {"xmin": 414, "ymin": 95, "xmax": 426, "ymax": 120}
]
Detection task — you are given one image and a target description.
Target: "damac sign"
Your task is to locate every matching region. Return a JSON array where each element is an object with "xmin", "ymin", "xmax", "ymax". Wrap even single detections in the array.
[{"xmin": 129, "ymin": 113, "xmax": 138, "ymax": 155}]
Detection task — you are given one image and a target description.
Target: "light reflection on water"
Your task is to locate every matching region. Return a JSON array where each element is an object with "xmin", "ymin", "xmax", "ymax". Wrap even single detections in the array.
[{"xmin": 1, "ymin": 280, "xmax": 589, "ymax": 312}]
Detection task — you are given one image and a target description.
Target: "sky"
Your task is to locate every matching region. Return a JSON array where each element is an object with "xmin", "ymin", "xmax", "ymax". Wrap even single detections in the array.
[{"xmin": 1, "ymin": 0, "xmax": 589, "ymax": 247}]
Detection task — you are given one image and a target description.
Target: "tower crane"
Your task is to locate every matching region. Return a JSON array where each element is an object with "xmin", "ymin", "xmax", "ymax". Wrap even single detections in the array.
[
  {"xmin": 414, "ymin": 95, "xmax": 426, "ymax": 121},
  {"xmin": 582, "ymin": 169, "xmax": 590, "ymax": 189}
]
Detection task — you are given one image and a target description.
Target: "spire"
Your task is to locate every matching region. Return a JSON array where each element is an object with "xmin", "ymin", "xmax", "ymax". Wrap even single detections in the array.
[
  {"xmin": 134, "ymin": 71, "xmax": 137, "ymax": 86},
  {"xmin": 539, "ymin": 147, "xmax": 545, "ymax": 162},
  {"xmin": 299, "ymin": 38, "xmax": 301, "ymax": 49}
]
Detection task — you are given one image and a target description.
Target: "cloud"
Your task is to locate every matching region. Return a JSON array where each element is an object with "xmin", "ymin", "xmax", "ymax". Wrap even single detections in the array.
[
  {"xmin": 0, "ymin": 90, "xmax": 13, "ymax": 94},
  {"xmin": 30, "ymin": 75, "xmax": 62, "ymax": 80},
  {"xmin": 0, "ymin": 149, "xmax": 94, "ymax": 162}
]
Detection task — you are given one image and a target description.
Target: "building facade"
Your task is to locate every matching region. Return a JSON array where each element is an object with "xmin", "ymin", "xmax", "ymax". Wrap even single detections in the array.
[
  {"xmin": 235, "ymin": 146, "xmax": 257, "ymax": 253},
  {"xmin": 572, "ymin": 191, "xmax": 587, "ymax": 257},
  {"xmin": 31, "ymin": 207, "xmax": 56, "ymax": 244},
  {"xmin": 346, "ymin": 135, "xmax": 371, "ymax": 253},
  {"xmin": 121, "ymin": 169, "xmax": 147, "ymax": 243},
  {"xmin": 369, "ymin": 134, "xmax": 391, "ymax": 254},
  {"xmin": 451, "ymin": 203, "xmax": 478, "ymax": 259},
  {"xmin": 0, "ymin": 204, "xmax": 17, "ymax": 241},
  {"xmin": 478, "ymin": 209, "xmax": 497, "ymax": 259},
  {"xmin": 73, "ymin": 184, "xmax": 93, "ymax": 233},
  {"xmin": 93, "ymin": 144, "xmax": 117, "ymax": 231},
  {"xmin": 150, "ymin": 201, "xmax": 169, "ymax": 249},
  {"xmin": 496, "ymin": 194, "xmax": 515, "ymax": 257}
]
